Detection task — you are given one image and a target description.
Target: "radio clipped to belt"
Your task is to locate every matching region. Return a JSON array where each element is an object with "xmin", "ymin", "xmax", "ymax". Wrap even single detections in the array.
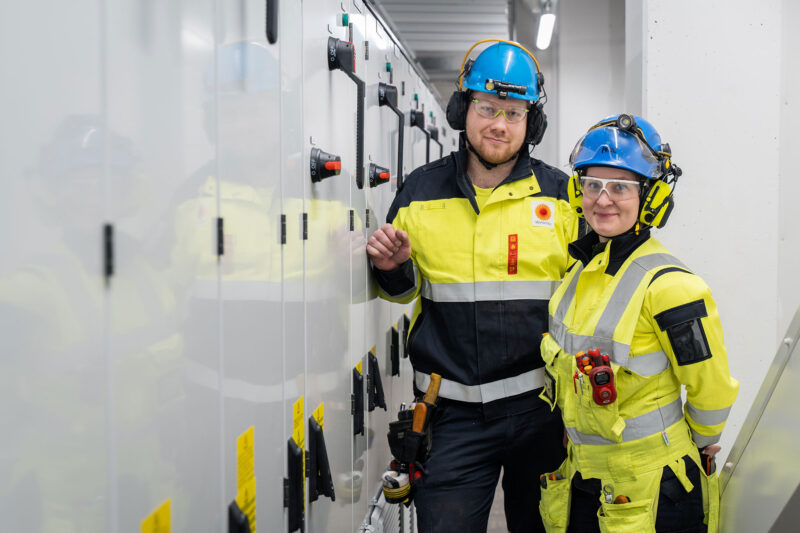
[
  {"xmin": 382, "ymin": 373, "xmax": 442, "ymax": 505},
  {"xmin": 575, "ymin": 347, "xmax": 617, "ymax": 405}
]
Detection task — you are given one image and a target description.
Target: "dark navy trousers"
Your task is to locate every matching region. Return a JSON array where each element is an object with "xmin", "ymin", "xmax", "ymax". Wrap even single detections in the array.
[{"xmin": 414, "ymin": 398, "xmax": 566, "ymax": 533}]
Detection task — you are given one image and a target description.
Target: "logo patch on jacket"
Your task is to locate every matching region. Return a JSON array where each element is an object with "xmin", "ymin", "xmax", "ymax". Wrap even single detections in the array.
[{"xmin": 532, "ymin": 200, "xmax": 555, "ymax": 228}]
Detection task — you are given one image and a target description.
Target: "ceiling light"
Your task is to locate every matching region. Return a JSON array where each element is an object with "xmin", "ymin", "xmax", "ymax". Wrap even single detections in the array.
[{"xmin": 536, "ymin": 1, "xmax": 556, "ymax": 50}]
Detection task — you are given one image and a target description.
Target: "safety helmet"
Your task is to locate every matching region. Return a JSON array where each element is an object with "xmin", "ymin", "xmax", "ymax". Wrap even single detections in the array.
[
  {"xmin": 568, "ymin": 114, "xmax": 682, "ymax": 228},
  {"xmin": 569, "ymin": 114, "xmax": 668, "ymax": 180},
  {"xmin": 446, "ymin": 39, "xmax": 548, "ymax": 146},
  {"xmin": 462, "ymin": 41, "xmax": 542, "ymax": 102}
]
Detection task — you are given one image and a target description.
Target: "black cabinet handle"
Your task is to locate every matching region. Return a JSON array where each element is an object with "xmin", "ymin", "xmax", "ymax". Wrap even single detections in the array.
[
  {"xmin": 390, "ymin": 325, "xmax": 400, "ymax": 376},
  {"xmin": 368, "ymin": 353, "xmax": 387, "ymax": 412},
  {"xmin": 308, "ymin": 417, "xmax": 336, "ymax": 503},
  {"xmin": 428, "ymin": 126, "xmax": 443, "ymax": 159},
  {"xmin": 352, "ymin": 367, "xmax": 364, "ymax": 436},
  {"xmin": 410, "ymin": 109, "xmax": 431, "ymax": 164},
  {"xmin": 266, "ymin": 0, "xmax": 278, "ymax": 44},
  {"xmin": 328, "ymin": 37, "xmax": 366, "ymax": 189},
  {"xmin": 378, "ymin": 82, "xmax": 405, "ymax": 187},
  {"xmin": 228, "ymin": 500, "xmax": 252, "ymax": 533},
  {"xmin": 284, "ymin": 439, "xmax": 304, "ymax": 532}
]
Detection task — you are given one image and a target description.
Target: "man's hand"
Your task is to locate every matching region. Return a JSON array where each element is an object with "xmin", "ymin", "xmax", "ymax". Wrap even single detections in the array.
[
  {"xmin": 701, "ymin": 445, "xmax": 721, "ymax": 458},
  {"xmin": 366, "ymin": 223, "xmax": 411, "ymax": 271}
]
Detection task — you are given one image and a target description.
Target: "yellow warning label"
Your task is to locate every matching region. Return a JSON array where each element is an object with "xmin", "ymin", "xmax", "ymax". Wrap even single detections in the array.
[
  {"xmin": 313, "ymin": 403, "xmax": 324, "ymax": 430},
  {"xmin": 394, "ymin": 322, "xmax": 398, "ymax": 329},
  {"xmin": 237, "ymin": 426, "xmax": 255, "ymax": 492},
  {"xmin": 292, "ymin": 396, "xmax": 304, "ymax": 449},
  {"xmin": 355, "ymin": 361, "xmax": 363, "ymax": 375},
  {"xmin": 141, "ymin": 499, "xmax": 171, "ymax": 533},
  {"xmin": 236, "ymin": 427, "xmax": 256, "ymax": 533},
  {"xmin": 370, "ymin": 345, "xmax": 376, "ymax": 355},
  {"xmin": 236, "ymin": 477, "xmax": 257, "ymax": 533}
]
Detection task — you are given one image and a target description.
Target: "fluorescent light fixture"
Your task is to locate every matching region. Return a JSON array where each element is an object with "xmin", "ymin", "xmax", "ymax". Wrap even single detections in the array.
[{"xmin": 536, "ymin": 12, "xmax": 556, "ymax": 50}]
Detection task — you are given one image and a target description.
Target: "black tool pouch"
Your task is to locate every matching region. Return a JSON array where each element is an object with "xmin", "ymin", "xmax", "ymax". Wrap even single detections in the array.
[{"xmin": 387, "ymin": 403, "xmax": 436, "ymax": 464}]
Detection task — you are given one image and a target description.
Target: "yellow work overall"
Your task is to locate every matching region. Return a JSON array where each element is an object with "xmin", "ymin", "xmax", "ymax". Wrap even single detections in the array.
[{"xmin": 537, "ymin": 237, "xmax": 730, "ymax": 533}]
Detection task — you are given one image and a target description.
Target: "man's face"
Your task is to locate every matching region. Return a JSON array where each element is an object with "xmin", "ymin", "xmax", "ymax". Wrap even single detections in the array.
[{"xmin": 465, "ymin": 91, "xmax": 529, "ymax": 164}]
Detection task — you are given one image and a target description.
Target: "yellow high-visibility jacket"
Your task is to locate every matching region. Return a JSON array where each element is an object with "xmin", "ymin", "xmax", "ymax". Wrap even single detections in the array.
[
  {"xmin": 541, "ymin": 229, "xmax": 739, "ymax": 463},
  {"xmin": 373, "ymin": 142, "xmax": 579, "ymax": 418}
]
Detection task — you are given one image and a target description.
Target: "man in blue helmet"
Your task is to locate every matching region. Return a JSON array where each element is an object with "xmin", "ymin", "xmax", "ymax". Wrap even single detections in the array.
[{"xmin": 366, "ymin": 40, "xmax": 579, "ymax": 532}]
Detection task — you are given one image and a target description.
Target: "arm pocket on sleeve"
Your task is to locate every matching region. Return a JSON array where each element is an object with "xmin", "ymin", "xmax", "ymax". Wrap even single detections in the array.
[{"xmin": 654, "ymin": 300, "xmax": 712, "ymax": 366}]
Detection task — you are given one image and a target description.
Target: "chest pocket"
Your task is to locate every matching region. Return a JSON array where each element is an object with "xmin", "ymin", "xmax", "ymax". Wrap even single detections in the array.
[{"xmin": 414, "ymin": 202, "xmax": 472, "ymax": 273}]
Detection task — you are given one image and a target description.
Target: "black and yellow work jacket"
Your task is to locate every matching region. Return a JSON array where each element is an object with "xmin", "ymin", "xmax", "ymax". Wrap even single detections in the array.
[{"xmin": 373, "ymin": 142, "xmax": 578, "ymax": 418}]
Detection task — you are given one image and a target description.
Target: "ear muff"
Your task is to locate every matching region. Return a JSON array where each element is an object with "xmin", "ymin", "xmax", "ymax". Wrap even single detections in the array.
[
  {"xmin": 446, "ymin": 90, "xmax": 470, "ymax": 131},
  {"xmin": 567, "ymin": 173, "xmax": 584, "ymax": 217},
  {"xmin": 639, "ymin": 179, "xmax": 674, "ymax": 228},
  {"xmin": 526, "ymin": 102, "xmax": 547, "ymax": 146}
]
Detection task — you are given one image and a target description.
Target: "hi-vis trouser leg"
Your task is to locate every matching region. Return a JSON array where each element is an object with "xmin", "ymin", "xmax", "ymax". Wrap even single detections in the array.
[{"xmin": 538, "ymin": 442, "xmax": 720, "ymax": 533}]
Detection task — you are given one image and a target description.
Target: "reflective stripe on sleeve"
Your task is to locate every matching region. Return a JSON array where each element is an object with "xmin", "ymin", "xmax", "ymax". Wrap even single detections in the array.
[
  {"xmin": 625, "ymin": 350, "xmax": 670, "ymax": 377},
  {"xmin": 691, "ymin": 429, "xmax": 721, "ymax": 448},
  {"xmin": 414, "ymin": 368, "xmax": 545, "ymax": 403},
  {"xmin": 420, "ymin": 279, "xmax": 555, "ymax": 302},
  {"xmin": 685, "ymin": 402, "xmax": 731, "ymax": 427},
  {"xmin": 566, "ymin": 397, "xmax": 684, "ymax": 445}
]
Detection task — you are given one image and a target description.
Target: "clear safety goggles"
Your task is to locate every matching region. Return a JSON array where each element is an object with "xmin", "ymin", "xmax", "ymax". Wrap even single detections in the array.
[
  {"xmin": 580, "ymin": 176, "xmax": 641, "ymax": 201},
  {"xmin": 471, "ymin": 99, "xmax": 529, "ymax": 123}
]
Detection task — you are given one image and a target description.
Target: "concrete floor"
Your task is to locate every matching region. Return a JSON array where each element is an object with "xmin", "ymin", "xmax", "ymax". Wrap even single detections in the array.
[{"xmin": 488, "ymin": 478, "xmax": 507, "ymax": 532}]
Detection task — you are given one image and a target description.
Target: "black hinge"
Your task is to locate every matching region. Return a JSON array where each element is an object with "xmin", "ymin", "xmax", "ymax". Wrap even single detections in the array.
[
  {"xmin": 365, "ymin": 208, "xmax": 370, "ymax": 229},
  {"xmin": 349, "ymin": 209, "xmax": 355, "ymax": 231},
  {"xmin": 283, "ymin": 477, "xmax": 290, "ymax": 507},
  {"xmin": 217, "ymin": 217, "xmax": 224, "ymax": 256},
  {"xmin": 302, "ymin": 213, "xmax": 308, "ymax": 240},
  {"xmin": 364, "ymin": 41, "xmax": 370, "ymax": 60},
  {"xmin": 280, "ymin": 214, "xmax": 287, "ymax": 244},
  {"xmin": 350, "ymin": 394, "xmax": 355, "ymax": 415},
  {"xmin": 103, "ymin": 224, "xmax": 114, "ymax": 281},
  {"xmin": 305, "ymin": 450, "xmax": 311, "ymax": 478}
]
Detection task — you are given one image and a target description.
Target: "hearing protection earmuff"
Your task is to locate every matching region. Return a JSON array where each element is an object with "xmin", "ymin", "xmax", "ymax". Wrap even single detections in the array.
[
  {"xmin": 569, "ymin": 114, "xmax": 682, "ymax": 229},
  {"xmin": 445, "ymin": 39, "xmax": 548, "ymax": 146}
]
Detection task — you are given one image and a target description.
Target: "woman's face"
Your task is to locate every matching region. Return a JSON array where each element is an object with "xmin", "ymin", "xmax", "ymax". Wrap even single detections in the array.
[{"xmin": 581, "ymin": 166, "xmax": 642, "ymax": 241}]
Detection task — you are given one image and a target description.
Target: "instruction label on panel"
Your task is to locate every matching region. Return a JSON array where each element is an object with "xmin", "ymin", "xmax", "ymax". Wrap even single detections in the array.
[
  {"xmin": 293, "ymin": 396, "xmax": 305, "ymax": 511},
  {"xmin": 141, "ymin": 499, "xmax": 171, "ymax": 533},
  {"xmin": 237, "ymin": 426, "xmax": 256, "ymax": 532},
  {"xmin": 313, "ymin": 402, "xmax": 324, "ymax": 429}
]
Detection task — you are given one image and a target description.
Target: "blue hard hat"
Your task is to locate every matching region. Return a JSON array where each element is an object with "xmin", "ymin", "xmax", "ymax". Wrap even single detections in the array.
[
  {"xmin": 462, "ymin": 42, "xmax": 541, "ymax": 102},
  {"xmin": 569, "ymin": 114, "xmax": 666, "ymax": 180}
]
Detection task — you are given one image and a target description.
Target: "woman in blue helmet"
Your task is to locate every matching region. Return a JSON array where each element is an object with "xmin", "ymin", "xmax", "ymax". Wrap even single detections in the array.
[{"xmin": 536, "ymin": 115, "xmax": 738, "ymax": 532}]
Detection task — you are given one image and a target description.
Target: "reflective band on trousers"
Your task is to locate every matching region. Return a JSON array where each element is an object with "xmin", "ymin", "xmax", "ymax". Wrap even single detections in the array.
[
  {"xmin": 550, "ymin": 253, "xmax": 687, "ymax": 367},
  {"xmin": 566, "ymin": 397, "xmax": 684, "ymax": 445},
  {"xmin": 420, "ymin": 279, "xmax": 555, "ymax": 303},
  {"xmin": 414, "ymin": 368, "xmax": 545, "ymax": 403}
]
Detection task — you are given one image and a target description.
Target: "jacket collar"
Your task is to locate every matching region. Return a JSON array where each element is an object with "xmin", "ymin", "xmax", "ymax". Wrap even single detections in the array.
[
  {"xmin": 569, "ymin": 227, "xmax": 652, "ymax": 275},
  {"xmin": 454, "ymin": 133, "xmax": 535, "ymax": 214}
]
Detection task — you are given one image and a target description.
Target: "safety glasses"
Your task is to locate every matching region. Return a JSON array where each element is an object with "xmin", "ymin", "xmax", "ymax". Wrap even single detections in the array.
[
  {"xmin": 471, "ymin": 99, "xmax": 529, "ymax": 123},
  {"xmin": 580, "ymin": 177, "xmax": 641, "ymax": 201}
]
